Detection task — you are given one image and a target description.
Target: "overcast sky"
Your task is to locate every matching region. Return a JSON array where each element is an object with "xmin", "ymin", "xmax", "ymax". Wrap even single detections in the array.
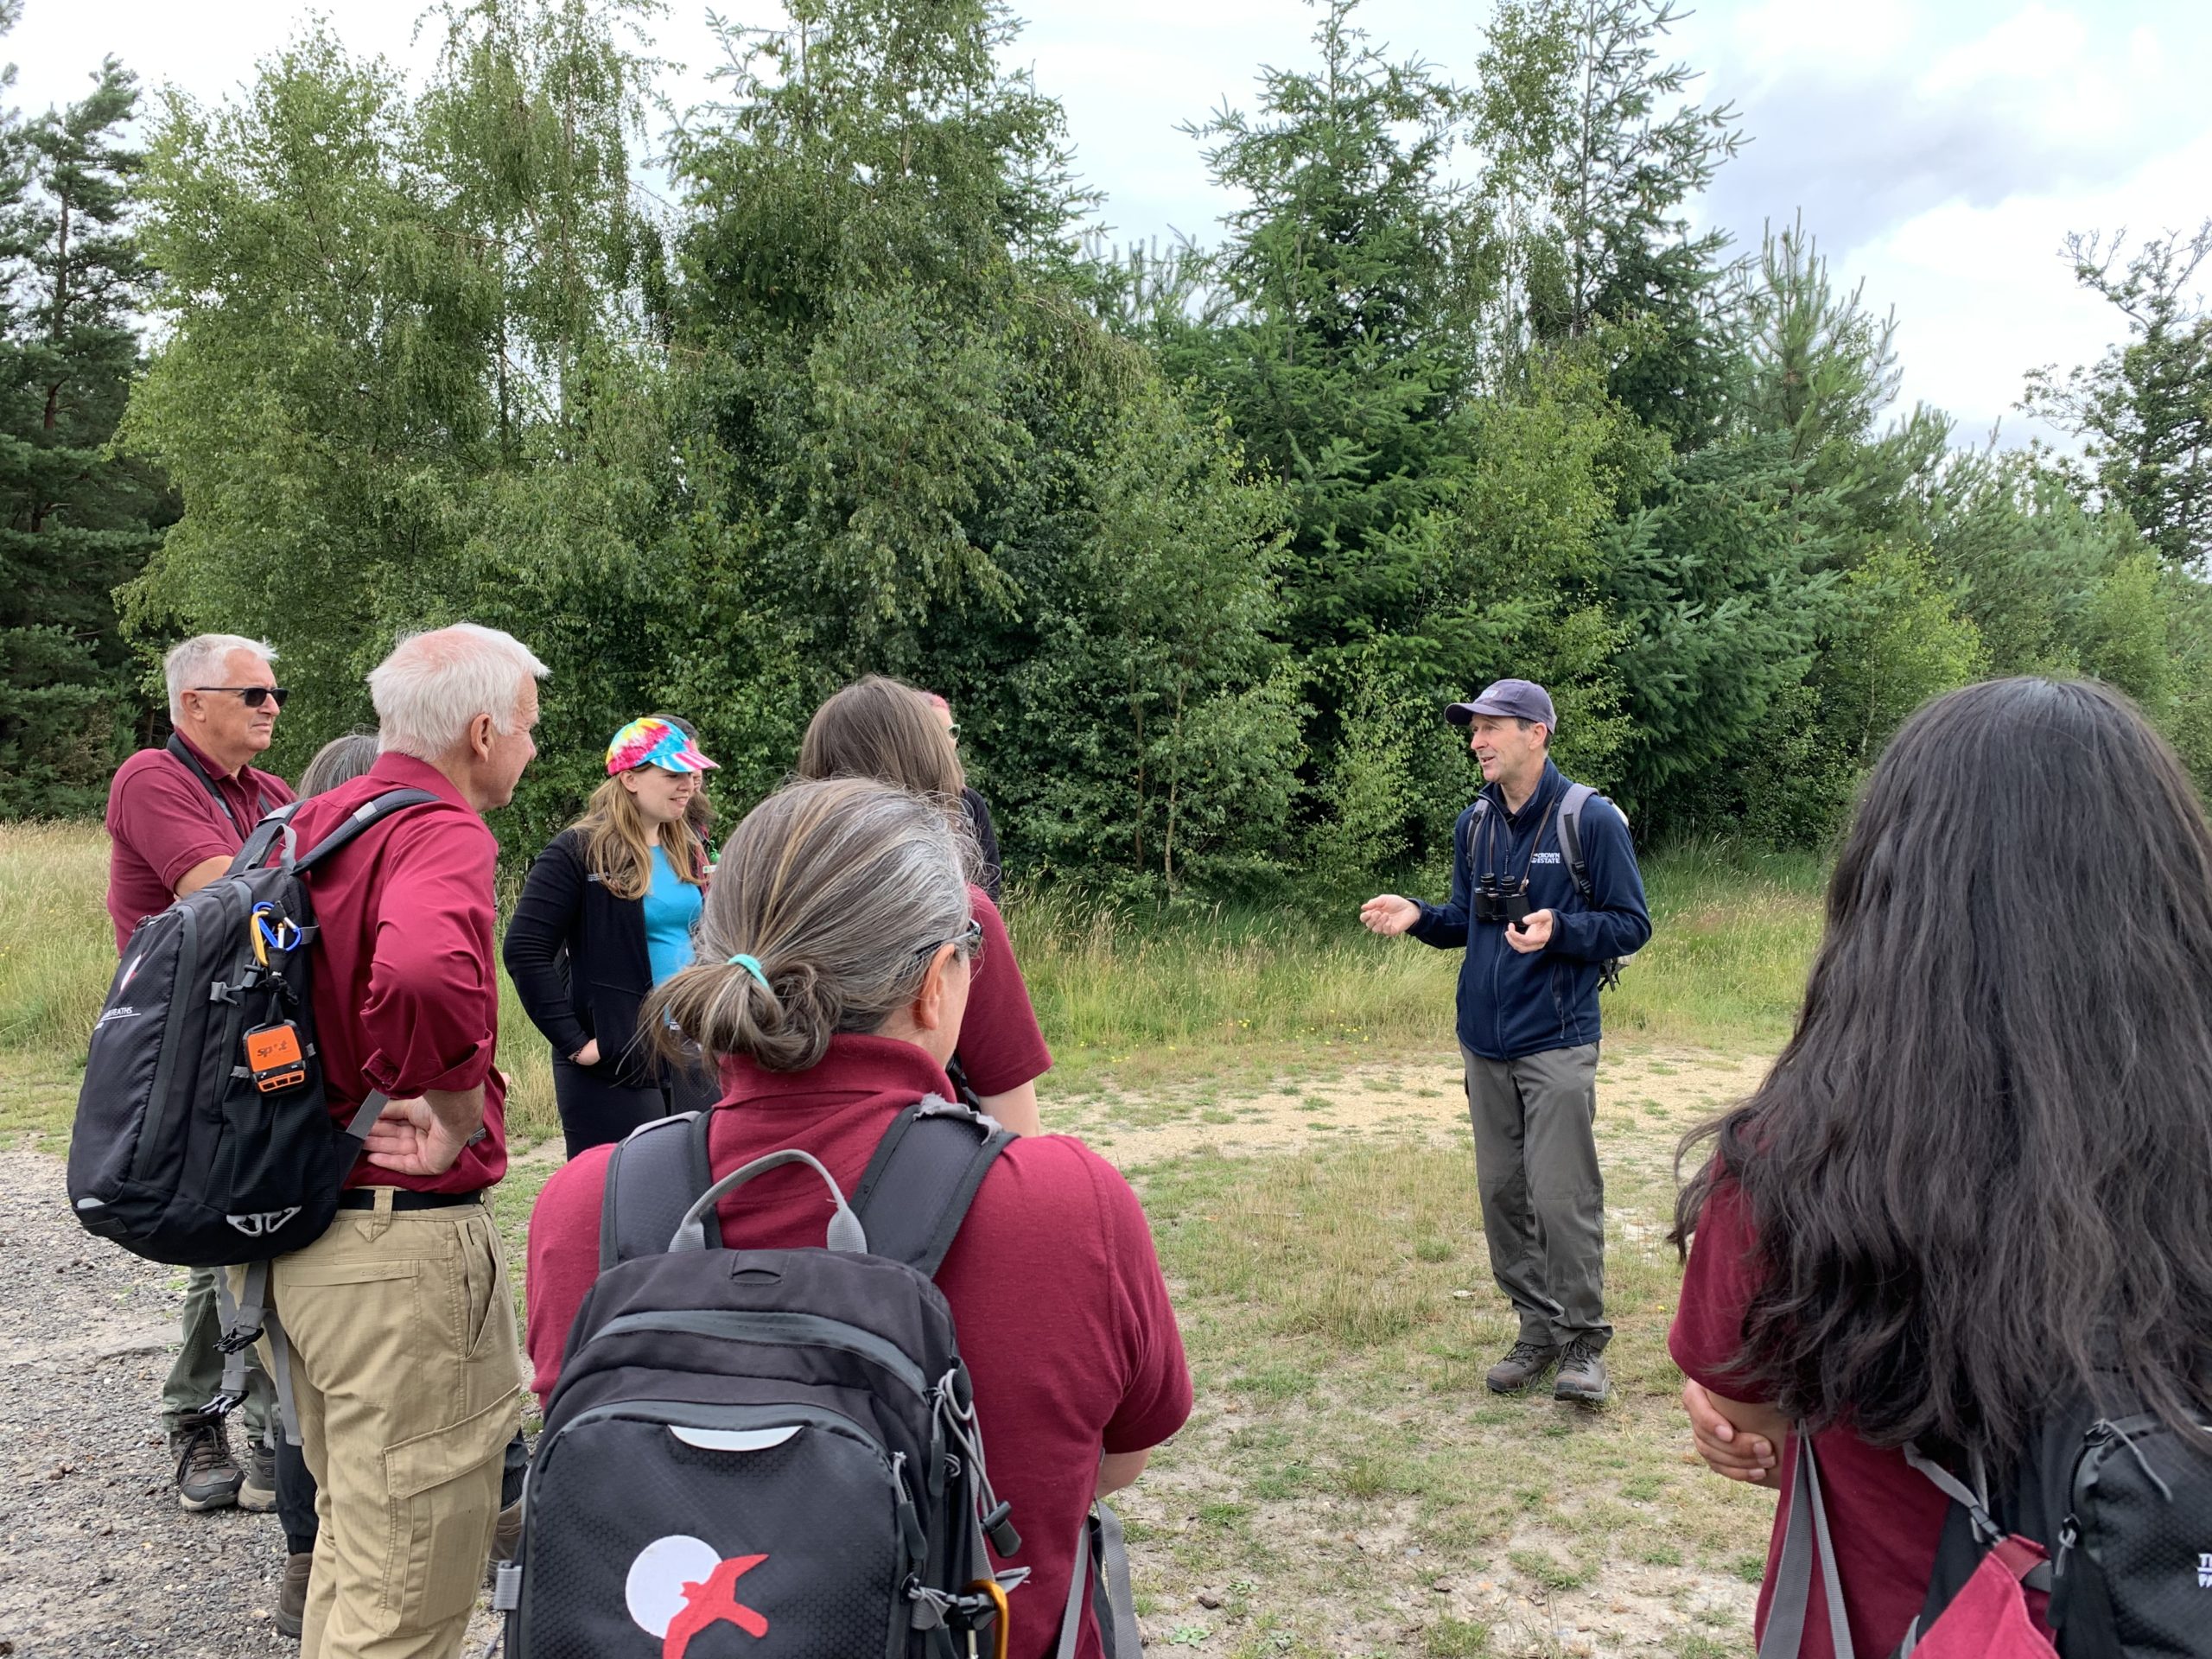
[{"xmin": 10, "ymin": 0, "xmax": 2208, "ymax": 448}]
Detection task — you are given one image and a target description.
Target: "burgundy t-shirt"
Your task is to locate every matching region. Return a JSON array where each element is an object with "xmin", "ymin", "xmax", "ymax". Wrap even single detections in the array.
[
  {"xmin": 1669, "ymin": 1176, "xmax": 1957, "ymax": 1657},
  {"xmin": 104, "ymin": 734, "xmax": 294, "ymax": 951},
  {"xmin": 525, "ymin": 1035, "xmax": 1190, "ymax": 1659},
  {"xmin": 960, "ymin": 884, "xmax": 1052, "ymax": 1096},
  {"xmin": 283, "ymin": 753, "xmax": 507, "ymax": 1194}
]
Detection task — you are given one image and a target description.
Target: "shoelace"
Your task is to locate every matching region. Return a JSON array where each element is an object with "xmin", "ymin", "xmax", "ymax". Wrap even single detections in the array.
[{"xmin": 176, "ymin": 1421, "xmax": 232, "ymax": 1482}]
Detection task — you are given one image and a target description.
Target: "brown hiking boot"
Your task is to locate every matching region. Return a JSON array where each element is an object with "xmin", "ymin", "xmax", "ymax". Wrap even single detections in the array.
[
  {"xmin": 169, "ymin": 1411, "xmax": 243, "ymax": 1511},
  {"xmin": 1484, "ymin": 1340, "xmax": 1563, "ymax": 1395},
  {"xmin": 275, "ymin": 1550, "xmax": 313, "ymax": 1639},
  {"xmin": 237, "ymin": 1435, "xmax": 277, "ymax": 1512},
  {"xmin": 1552, "ymin": 1335, "xmax": 1611, "ymax": 1406},
  {"xmin": 485, "ymin": 1499, "xmax": 524, "ymax": 1587}
]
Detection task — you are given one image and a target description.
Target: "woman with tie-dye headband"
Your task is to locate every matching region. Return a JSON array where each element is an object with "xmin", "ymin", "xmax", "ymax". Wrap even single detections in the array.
[{"xmin": 503, "ymin": 716, "xmax": 725, "ymax": 1155}]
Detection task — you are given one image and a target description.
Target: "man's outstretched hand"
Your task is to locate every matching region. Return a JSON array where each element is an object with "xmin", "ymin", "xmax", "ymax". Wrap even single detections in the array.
[{"xmin": 1360, "ymin": 895, "xmax": 1421, "ymax": 936}]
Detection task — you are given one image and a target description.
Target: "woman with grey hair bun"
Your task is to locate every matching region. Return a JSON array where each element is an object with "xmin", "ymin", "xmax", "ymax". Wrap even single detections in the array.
[{"xmin": 524, "ymin": 779, "xmax": 1191, "ymax": 1659}]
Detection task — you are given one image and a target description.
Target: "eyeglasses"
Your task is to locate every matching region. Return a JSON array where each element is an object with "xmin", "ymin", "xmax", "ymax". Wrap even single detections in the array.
[
  {"xmin": 945, "ymin": 722, "xmax": 961, "ymax": 744},
  {"xmin": 914, "ymin": 917, "xmax": 984, "ymax": 966},
  {"xmin": 194, "ymin": 686, "xmax": 290, "ymax": 709}
]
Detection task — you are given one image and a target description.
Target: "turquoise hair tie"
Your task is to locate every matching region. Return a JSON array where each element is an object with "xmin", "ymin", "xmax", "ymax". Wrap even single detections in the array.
[{"xmin": 727, "ymin": 953, "xmax": 771, "ymax": 991}]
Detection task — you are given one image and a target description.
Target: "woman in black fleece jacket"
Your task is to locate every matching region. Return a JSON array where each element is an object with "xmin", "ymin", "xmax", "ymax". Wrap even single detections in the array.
[{"xmin": 504, "ymin": 718, "xmax": 723, "ymax": 1156}]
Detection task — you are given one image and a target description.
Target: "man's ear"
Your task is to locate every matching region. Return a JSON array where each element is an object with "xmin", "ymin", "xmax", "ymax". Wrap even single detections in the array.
[{"xmin": 468, "ymin": 711, "xmax": 497, "ymax": 760}]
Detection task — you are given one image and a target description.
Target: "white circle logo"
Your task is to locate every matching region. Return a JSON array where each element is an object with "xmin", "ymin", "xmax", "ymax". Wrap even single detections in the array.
[{"xmin": 626, "ymin": 1535, "xmax": 721, "ymax": 1639}]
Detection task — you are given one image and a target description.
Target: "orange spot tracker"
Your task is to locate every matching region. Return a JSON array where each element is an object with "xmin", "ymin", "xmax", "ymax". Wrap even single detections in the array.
[{"xmin": 243, "ymin": 1023, "xmax": 308, "ymax": 1094}]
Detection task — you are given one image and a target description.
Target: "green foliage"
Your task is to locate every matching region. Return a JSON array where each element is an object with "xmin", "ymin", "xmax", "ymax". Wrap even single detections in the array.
[
  {"xmin": 0, "ymin": 42, "xmax": 168, "ymax": 816},
  {"xmin": 121, "ymin": 1, "xmax": 677, "ymax": 853},
  {"xmin": 1172, "ymin": 0, "xmax": 1483, "ymax": 695},
  {"xmin": 6, "ymin": 0, "xmax": 2209, "ymax": 897},
  {"xmin": 1476, "ymin": 0, "xmax": 1743, "ymax": 444},
  {"xmin": 2022, "ymin": 223, "xmax": 2212, "ymax": 570}
]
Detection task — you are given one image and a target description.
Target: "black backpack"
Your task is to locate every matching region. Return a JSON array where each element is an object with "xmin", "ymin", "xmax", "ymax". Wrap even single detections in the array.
[
  {"xmin": 504, "ymin": 1097, "xmax": 1141, "ymax": 1659},
  {"xmin": 1898, "ymin": 1401, "xmax": 2212, "ymax": 1657},
  {"xmin": 69, "ymin": 787, "xmax": 435, "ymax": 1268}
]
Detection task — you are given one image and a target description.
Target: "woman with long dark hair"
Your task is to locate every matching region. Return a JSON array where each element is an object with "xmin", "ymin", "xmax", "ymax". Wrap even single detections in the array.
[{"xmin": 1669, "ymin": 677, "xmax": 2212, "ymax": 1655}]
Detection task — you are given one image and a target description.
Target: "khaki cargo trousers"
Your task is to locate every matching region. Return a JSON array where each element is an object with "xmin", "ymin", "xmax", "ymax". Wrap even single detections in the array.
[{"xmin": 235, "ymin": 1190, "xmax": 522, "ymax": 1659}]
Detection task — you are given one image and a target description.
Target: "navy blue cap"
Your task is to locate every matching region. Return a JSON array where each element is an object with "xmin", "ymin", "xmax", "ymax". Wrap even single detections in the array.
[{"xmin": 1446, "ymin": 678, "xmax": 1556, "ymax": 730}]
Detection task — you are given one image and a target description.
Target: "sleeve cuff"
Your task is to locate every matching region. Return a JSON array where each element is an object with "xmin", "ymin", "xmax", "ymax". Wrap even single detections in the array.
[
  {"xmin": 361, "ymin": 1035, "xmax": 495, "ymax": 1097},
  {"xmin": 157, "ymin": 841, "xmax": 240, "ymax": 890}
]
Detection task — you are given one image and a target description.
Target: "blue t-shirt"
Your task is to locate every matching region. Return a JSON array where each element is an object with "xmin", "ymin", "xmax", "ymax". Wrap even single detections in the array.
[{"xmin": 640, "ymin": 843, "xmax": 702, "ymax": 988}]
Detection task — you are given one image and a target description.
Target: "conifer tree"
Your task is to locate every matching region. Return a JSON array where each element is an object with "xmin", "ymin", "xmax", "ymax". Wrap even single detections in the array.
[{"xmin": 0, "ymin": 48, "xmax": 166, "ymax": 814}]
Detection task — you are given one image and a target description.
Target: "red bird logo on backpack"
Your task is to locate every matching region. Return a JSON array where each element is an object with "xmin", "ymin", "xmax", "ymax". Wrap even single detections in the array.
[{"xmin": 626, "ymin": 1535, "xmax": 770, "ymax": 1656}]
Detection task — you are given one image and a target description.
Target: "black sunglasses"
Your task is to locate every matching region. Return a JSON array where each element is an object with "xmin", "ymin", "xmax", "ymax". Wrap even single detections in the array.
[{"xmin": 194, "ymin": 685, "xmax": 290, "ymax": 709}]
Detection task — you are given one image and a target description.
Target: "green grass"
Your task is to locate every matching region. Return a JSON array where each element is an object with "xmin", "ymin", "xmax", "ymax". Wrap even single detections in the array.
[
  {"xmin": 1013, "ymin": 839, "xmax": 1822, "ymax": 1088},
  {"xmin": 1119, "ymin": 1121, "xmax": 1775, "ymax": 1651},
  {"xmin": 0, "ymin": 823, "xmax": 1821, "ymax": 1144},
  {"xmin": 0, "ymin": 820, "xmax": 560, "ymax": 1145}
]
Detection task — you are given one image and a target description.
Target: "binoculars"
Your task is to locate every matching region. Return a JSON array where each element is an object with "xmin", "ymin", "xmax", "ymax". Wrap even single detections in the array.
[{"xmin": 1473, "ymin": 880, "xmax": 1532, "ymax": 926}]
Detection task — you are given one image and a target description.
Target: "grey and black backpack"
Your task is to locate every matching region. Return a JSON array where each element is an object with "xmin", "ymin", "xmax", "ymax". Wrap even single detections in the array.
[
  {"xmin": 505, "ymin": 1096, "xmax": 1143, "ymax": 1659},
  {"xmin": 1898, "ymin": 1398, "xmax": 2212, "ymax": 1658}
]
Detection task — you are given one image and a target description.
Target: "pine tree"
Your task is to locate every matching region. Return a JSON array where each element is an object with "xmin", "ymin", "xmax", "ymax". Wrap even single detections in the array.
[
  {"xmin": 0, "ymin": 50, "xmax": 168, "ymax": 815},
  {"xmin": 2022, "ymin": 223, "xmax": 2212, "ymax": 571},
  {"xmin": 1476, "ymin": 0, "xmax": 1742, "ymax": 445},
  {"xmin": 1172, "ymin": 0, "xmax": 1484, "ymax": 706}
]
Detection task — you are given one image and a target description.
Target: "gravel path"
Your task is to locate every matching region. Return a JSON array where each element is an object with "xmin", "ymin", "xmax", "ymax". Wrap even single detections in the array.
[{"xmin": 3, "ymin": 1150, "xmax": 313, "ymax": 1657}]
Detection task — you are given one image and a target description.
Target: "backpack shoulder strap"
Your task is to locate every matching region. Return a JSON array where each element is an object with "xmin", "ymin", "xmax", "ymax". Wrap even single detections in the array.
[
  {"xmin": 600, "ymin": 1108, "xmax": 720, "ymax": 1268},
  {"xmin": 295, "ymin": 788, "xmax": 441, "ymax": 874},
  {"xmin": 228, "ymin": 800, "xmax": 302, "ymax": 875},
  {"xmin": 850, "ymin": 1095, "xmax": 1014, "ymax": 1277},
  {"xmin": 1459, "ymin": 797, "xmax": 1489, "ymax": 874},
  {"xmin": 166, "ymin": 733, "xmax": 248, "ymax": 836},
  {"xmin": 1556, "ymin": 783, "xmax": 1599, "ymax": 901}
]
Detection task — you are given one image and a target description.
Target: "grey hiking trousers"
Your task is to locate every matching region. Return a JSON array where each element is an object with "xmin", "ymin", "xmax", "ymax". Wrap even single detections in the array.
[
  {"xmin": 163, "ymin": 1262, "xmax": 273, "ymax": 1439},
  {"xmin": 1461, "ymin": 1042, "xmax": 1611, "ymax": 1350}
]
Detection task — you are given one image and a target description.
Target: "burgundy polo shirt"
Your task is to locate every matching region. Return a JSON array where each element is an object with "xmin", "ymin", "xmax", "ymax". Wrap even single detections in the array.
[
  {"xmin": 957, "ymin": 883, "xmax": 1052, "ymax": 1095},
  {"xmin": 105, "ymin": 734, "xmax": 294, "ymax": 951},
  {"xmin": 283, "ymin": 753, "xmax": 508, "ymax": 1195},
  {"xmin": 1669, "ymin": 1176, "xmax": 2010, "ymax": 1656},
  {"xmin": 525, "ymin": 1035, "xmax": 1191, "ymax": 1659}
]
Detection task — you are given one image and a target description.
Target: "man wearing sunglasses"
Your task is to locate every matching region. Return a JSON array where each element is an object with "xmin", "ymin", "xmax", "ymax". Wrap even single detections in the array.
[{"xmin": 104, "ymin": 632, "xmax": 296, "ymax": 1516}]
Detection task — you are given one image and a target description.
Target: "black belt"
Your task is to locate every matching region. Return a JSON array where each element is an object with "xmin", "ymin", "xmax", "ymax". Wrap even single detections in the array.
[{"xmin": 336, "ymin": 1188, "xmax": 486, "ymax": 1211}]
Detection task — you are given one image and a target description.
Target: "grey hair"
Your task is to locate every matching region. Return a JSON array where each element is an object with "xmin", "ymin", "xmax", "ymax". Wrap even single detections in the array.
[
  {"xmin": 298, "ymin": 731, "xmax": 380, "ymax": 798},
  {"xmin": 368, "ymin": 623, "xmax": 549, "ymax": 762},
  {"xmin": 164, "ymin": 634, "xmax": 276, "ymax": 723},
  {"xmin": 647, "ymin": 778, "xmax": 976, "ymax": 1073}
]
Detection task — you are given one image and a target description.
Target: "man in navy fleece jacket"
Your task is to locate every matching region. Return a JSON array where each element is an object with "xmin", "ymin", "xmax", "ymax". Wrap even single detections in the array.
[{"xmin": 1362, "ymin": 679, "xmax": 1649, "ymax": 1406}]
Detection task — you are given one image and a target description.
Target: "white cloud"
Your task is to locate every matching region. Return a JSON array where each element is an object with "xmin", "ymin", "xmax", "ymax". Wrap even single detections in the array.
[
  {"xmin": 1850, "ymin": 123, "xmax": 2212, "ymax": 444},
  {"xmin": 1920, "ymin": 3, "xmax": 2088, "ymax": 94},
  {"xmin": 1731, "ymin": 0, "xmax": 1915, "ymax": 72}
]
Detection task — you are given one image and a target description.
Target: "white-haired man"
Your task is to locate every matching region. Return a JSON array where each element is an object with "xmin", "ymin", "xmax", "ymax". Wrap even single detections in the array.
[
  {"xmin": 105, "ymin": 632, "xmax": 292, "ymax": 1511},
  {"xmin": 237, "ymin": 623, "xmax": 543, "ymax": 1659}
]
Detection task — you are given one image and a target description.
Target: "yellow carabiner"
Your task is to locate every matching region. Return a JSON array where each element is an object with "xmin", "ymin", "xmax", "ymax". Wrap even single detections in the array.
[{"xmin": 964, "ymin": 1578, "xmax": 1011, "ymax": 1659}]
